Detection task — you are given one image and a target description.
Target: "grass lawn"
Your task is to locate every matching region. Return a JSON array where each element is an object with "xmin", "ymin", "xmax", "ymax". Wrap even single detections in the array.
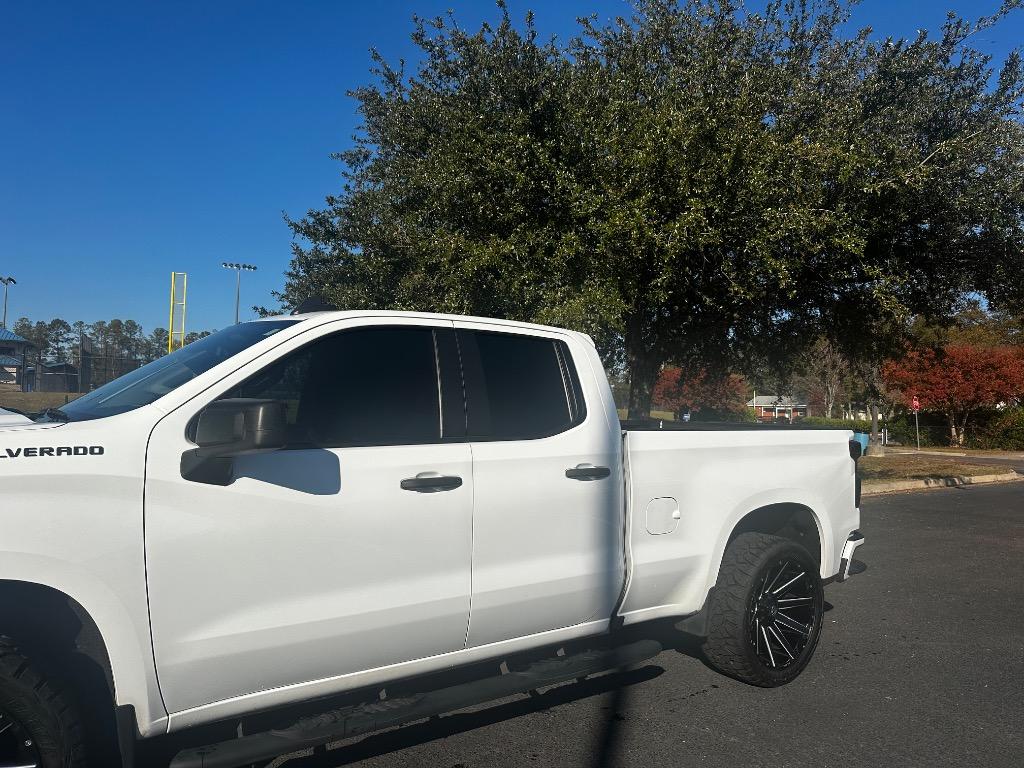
[
  {"xmin": 0, "ymin": 391, "xmax": 80, "ymax": 414},
  {"xmin": 860, "ymin": 455, "xmax": 1012, "ymax": 482},
  {"xmin": 889, "ymin": 446, "xmax": 1024, "ymax": 458}
]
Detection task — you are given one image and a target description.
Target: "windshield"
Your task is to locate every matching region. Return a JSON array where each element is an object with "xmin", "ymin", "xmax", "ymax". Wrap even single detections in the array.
[{"xmin": 52, "ymin": 320, "xmax": 300, "ymax": 422}]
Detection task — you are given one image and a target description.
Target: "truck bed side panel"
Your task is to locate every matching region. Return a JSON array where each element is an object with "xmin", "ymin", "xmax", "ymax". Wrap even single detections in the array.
[{"xmin": 619, "ymin": 428, "xmax": 858, "ymax": 625}]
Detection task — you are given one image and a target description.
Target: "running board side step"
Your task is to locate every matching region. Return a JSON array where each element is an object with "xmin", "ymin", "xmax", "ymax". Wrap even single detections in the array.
[{"xmin": 170, "ymin": 639, "xmax": 663, "ymax": 768}]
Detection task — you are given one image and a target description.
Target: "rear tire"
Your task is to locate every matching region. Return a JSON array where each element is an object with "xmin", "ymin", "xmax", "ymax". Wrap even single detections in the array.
[
  {"xmin": 703, "ymin": 533, "xmax": 824, "ymax": 687},
  {"xmin": 0, "ymin": 635, "xmax": 87, "ymax": 768}
]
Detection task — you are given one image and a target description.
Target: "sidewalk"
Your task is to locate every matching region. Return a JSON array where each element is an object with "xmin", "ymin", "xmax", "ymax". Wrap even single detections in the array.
[
  {"xmin": 886, "ymin": 447, "xmax": 1024, "ymax": 460},
  {"xmin": 862, "ymin": 471, "xmax": 1022, "ymax": 496},
  {"xmin": 859, "ymin": 454, "xmax": 1021, "ymax": 496},
  {"xmin": 878, "ymin": 448, "xmax": 1024, "ymax": 476}
]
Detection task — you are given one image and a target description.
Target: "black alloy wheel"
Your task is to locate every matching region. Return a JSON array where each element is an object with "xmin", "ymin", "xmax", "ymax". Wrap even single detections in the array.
[
  {"xmin": 0, "ymin": 706, "xmax": 43, "ymax": 768},
  {"xmin": 749, "ymin": 557, "xmax": 818, "ymax": 669},
  {"xmin": 703, "ymin": 532, "xmax": 825, "ymax": 686}
]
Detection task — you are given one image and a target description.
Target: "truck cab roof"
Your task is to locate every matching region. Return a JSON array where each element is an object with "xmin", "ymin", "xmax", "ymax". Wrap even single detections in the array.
[{"xmin": 264, "ymin": 309, "xmax": 597, "ymax": 346}]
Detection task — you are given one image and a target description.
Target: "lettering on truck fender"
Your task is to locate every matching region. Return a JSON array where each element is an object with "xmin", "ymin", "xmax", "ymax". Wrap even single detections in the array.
[{"xmin": 0, "ymin": 446, "xmax": 105, "ymax": 458}]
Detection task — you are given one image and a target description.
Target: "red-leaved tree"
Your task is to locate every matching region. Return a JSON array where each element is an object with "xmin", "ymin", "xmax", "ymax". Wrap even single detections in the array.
[
  {"xmin": 882, "ymin": 345, "xmax": 1024, "ymax": 444},
  {"xmin": 653, "ymin": 367, "xmax": 749, "ymax": 420}
]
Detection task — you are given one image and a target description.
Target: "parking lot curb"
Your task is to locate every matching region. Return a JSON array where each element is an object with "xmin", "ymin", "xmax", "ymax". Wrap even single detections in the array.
[{"xmin": 862, "ymin": 471, "xmax": 1022, "ymax": 496}]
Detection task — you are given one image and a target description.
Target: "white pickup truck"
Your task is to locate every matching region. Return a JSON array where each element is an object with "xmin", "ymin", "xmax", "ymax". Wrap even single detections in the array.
[{"xmin": 0, "ymin": 311, "xmax": 864, "ymax": 768}]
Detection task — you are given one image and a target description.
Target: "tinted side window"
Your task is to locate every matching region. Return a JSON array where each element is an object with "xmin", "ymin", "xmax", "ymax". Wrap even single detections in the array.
[
  {"xmin": 459, "ymin": 330, "xmax": 582, "ymax": 440},
  {"xmin": 225, "ymin": 326, "xmax": 442, "ymax": 447}
]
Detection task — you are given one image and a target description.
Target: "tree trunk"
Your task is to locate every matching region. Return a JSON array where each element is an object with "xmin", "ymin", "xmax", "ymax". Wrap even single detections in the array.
[
  {"xmin": 866, "ymin": 403, "xmax": 884, "ymax": 455},
  {"xmin": 948, "ymin": 413, "xmax": 958, "ymax": 446},
  {"xmin": 623, "ymin": 315, "xmax": 661, "ymax": 421},
  {"xmin": 626, "ymin": 353, "xmax": 661, "ymax": 420},
  {"xmin": 823, "ymin": 375, "xmax": 840, "ymax": 419},
  {"xmin": 957, "ymin": 411, "xmax": 970, "ymax": 446},
  {"xmin": 868, "ymin": 405, "xmax": 884, "ymax": 454}
]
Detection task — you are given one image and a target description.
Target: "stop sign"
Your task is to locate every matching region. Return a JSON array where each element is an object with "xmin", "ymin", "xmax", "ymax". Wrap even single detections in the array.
[{"xmin": 912, "ymin": 395, "xmax": 920, "ymax": 412}]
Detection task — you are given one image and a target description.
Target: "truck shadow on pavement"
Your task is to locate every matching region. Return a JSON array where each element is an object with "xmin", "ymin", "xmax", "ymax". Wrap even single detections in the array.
[
  {"xmin": 268, "ymin": 619, "xmax": 762, "ymax": 768},
  {"xmin": 158, "ymin": 609, "xmax": 849, "ymax": 768},
  {"xmin": 271, "ymin": 664, "xmax": 664, "ymax": 768}
]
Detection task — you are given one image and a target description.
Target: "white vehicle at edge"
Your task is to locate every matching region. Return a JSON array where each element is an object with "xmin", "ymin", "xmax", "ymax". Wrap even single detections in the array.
[
  {"xmin": 0, "ymin": 406, "xmax": 31, "ymax": 427},
  {"xmin": 0, "ymin": 310, "xmax": 865, "ymax": 768}
]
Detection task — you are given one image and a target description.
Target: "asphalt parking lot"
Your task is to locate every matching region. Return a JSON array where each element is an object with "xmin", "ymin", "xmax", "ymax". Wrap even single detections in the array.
[{"xmin": 260, "ymin": 481, "xmax": 1024, "ymax": 768}]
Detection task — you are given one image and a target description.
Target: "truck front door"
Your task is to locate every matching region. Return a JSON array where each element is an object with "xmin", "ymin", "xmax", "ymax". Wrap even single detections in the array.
[{"xmin": 144, "ymin": 320, "xmax": 473, "ymax": 714}]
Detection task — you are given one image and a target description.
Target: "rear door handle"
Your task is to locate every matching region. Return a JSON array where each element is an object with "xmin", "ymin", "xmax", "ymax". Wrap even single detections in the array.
[
  {"xmin": 400, "ymin": 472, "xmax": 463, "ymax": 492},
  {"xmin": 565, "ymin": 464, "xmax": 611, "ymax": 481}
]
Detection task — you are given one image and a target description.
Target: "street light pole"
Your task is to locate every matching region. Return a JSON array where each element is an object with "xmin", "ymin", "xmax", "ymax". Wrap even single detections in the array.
[
  {"xmin": 0, "ymin": 276, "xmax": 15, "ymax": 329},
  {"xmin": 220, "ymin": 263, "xmax": 257, "ymax": 324}
]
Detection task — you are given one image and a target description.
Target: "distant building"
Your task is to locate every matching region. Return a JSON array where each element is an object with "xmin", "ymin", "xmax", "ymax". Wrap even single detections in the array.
[
  {"xmin": 747, "ymin": 395, "xmax": 808, "ymax": 422},
  {"xmin": 0, "ymin": 328, "xmax": 33, "ymax": 390},
  {"xmin": 25, "ymin": 361, "xmax": 80, "ymax": 393}
]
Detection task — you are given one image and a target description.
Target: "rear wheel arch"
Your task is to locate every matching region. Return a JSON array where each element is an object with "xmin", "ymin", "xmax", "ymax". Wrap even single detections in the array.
[
  {"xmin": 680, "ymin": 501, "xmax": 828, "ymax": 637},
  {"xmin": 727, "ymin": 502, "xmax": 824, "ymax": 566}
]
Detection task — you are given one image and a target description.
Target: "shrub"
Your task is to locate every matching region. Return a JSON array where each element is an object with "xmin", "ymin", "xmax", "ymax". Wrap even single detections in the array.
[
  {"xmin": 801, "ymin": 416, "xmax": 873, "ymax": 432},
  {"xmin": 690, "ymin": 407, "xmax": 758, "ymax": 423},
  {"xmin": 886, "ymin": 411, "xmax": 962, "ymax": 447},
  {"xmin": 971, "ymin": 408, "xmax": 1024, "ymax": 450},
  {"xmin": 885, "ymin": 408, "xmax": 1024, "ymax": 449}
]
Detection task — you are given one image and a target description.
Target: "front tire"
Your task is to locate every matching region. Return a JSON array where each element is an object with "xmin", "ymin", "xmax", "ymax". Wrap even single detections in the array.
[
  {"xmin": 0, "ymin": 635, "xmax": 86, "ymax": 768},
  {"xmin": 703, "ymin": 533, "xmax": 824, "ymax": 687}
]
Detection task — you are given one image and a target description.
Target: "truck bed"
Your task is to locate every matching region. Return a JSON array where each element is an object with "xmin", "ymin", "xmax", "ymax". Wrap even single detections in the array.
[
  {"xmin": 621, "ymin": 418, "xmax": 852, "ymax": 431},
  {"xmin": 616, "ymin": 422, "xmax": 859, "ymax": 626}
]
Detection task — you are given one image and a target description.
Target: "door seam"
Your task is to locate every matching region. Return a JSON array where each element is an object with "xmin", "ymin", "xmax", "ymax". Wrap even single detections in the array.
[{"xmin": 462, "ymin": 442, "xmax": 475, "ymax": 649}]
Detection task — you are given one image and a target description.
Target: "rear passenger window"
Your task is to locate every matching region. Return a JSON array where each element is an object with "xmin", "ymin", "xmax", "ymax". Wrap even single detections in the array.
[
  {"xmin": 224, "ymin": 326, "xmax": 442, "ymax": 447},
  {"xmin": 458, "ymin": 330, "xmax": 585, "ymax": 440}
]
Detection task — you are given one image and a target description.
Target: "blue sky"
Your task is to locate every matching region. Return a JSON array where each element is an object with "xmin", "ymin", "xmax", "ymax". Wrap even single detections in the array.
[{"xmin": 2, "ymin": 1, "xmax": 1021, "ymax": 334}]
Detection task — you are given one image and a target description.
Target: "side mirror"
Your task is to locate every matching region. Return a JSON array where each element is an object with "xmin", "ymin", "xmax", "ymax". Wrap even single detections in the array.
[{"xmin": 193, "ymin": 398, "xmax": 288, "ymax": 458}]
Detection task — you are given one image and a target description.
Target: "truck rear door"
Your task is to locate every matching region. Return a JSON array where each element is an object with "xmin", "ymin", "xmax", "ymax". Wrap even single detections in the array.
[{"xmin": 452, "ymin": 323, "xmax": 624, "ymax": 647}]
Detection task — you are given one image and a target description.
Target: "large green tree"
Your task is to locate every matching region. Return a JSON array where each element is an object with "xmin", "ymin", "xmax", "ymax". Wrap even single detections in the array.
[
  {"xmin": 12, "ymin": 317, "xmax": 72, "ymax": 361},
  {"xmin": 282, "ymin": 0, "xmax": 1024, "ymax": 417}
]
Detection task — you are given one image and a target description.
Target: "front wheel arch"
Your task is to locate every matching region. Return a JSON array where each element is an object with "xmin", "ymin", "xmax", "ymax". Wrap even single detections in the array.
[{"xmin": 0, "ymin": 581, "xmax": 123, "ymax": 764}]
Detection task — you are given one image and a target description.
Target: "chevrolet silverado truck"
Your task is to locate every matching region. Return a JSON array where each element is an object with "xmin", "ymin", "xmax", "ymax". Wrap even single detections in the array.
[{"xmin": 0, "ymin": 310, "xmax": 865, "ymax": 768}]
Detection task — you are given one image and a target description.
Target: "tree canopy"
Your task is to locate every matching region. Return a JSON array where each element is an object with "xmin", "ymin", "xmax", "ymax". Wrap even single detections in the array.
[
  {"xmin": 883, "ymin": 344, "xmax": 1024, "ymax": 443},
  {"xmin": 652, "ymin": 366, "xmax": 750, "ymax": 420},
  {"xmin": 281, "ymin": 0, "xmax": 1024, "ymax": 416}
]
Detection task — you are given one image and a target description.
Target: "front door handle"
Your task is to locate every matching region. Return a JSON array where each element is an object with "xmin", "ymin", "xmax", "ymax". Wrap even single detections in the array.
[
  {"xmin": 400, "ymin": 472, "xmax": 463, "ymax": 492},
  {"xmin": 565, "ymin": 463, "xmax": 611, "ymax": 481}
]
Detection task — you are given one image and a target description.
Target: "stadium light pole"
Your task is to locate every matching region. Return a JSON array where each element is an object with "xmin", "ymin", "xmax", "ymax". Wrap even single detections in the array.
[
  {"xmin": 0, "ymin": 276, "xmax": 15, "ymax": 329},
  {"xmin": 220, "ymin": 263, "xmax": 257, "ymax": 324}
]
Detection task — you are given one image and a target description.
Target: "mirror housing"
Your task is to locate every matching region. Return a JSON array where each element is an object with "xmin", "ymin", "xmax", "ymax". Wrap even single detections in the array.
[{"xmin": 193, "ymin": 398, "xmax": 288, "ymax": 458}]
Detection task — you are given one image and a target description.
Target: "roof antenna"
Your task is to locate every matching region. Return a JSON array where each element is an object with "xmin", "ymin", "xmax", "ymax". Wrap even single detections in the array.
[{"xmin": 291, "ymin": 295, "xmax": 339, "ymax": 315}]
